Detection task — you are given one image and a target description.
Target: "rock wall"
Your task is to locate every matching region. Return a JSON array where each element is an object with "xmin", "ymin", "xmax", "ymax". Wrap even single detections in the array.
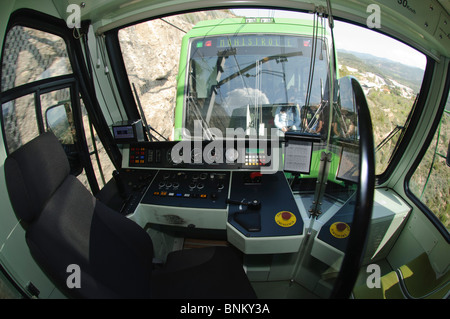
[{"xmin": 119, "ymin": 10, "xmax": 235, "ymax": 140}]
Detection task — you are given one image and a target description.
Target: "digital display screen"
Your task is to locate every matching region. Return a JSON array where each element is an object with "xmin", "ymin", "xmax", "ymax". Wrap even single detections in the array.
[
  {"xmin": 216, "ymin": 35, "xmax": 298, "ymax": 49},
  {"xmin": 246, "ymin": 148, "xmax": 265, "ymax": 154},
  {"xmin": 336, "ymin": 146, "xmax": 359, "ymax": 183},
  {"xmin": 113, "ymin": 126, "xmax": 134, "ymax": 139},
  {"xmin": 284, "ymin": 140, "xmax": 313, "ymax": 174}
]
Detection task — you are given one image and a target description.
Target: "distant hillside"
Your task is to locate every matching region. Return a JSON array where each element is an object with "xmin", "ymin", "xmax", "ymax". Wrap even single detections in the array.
[
  {"xmin": 337, "ymin": 49, "xmax": 427, "ymax": 174},
  {"xmin": 337, "ymin": 50, "xmax": 424, "ymax": 93}
]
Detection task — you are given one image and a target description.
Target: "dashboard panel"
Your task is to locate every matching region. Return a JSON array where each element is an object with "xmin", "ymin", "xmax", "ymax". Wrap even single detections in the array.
[
  {"xmin": 124, "ymin": 140, "xmax": 275, "ymax": 170},
  {"xmin": 118, "ymin": 140, "xmax": 409, "ymax": 257}
]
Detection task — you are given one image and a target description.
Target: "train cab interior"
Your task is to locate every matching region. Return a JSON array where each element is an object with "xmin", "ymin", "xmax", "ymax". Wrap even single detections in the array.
[{"xmin": 0, "ymin": 0, "xmax": 449, "ymax": 300}]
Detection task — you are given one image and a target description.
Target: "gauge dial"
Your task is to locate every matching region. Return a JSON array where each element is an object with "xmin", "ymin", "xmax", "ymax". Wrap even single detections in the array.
[
  {"xmin": 206, "ymin": 147, "xmax": 222, "ymax": 163},
  {"xmin": 166, "ymin": 149, "xmax": 172, "ymax": 164},
  {"xmin": 191, "ymin": 147, "xmax": 202, "ymax": 163},
  {"xmin": 225, "ymin": 148, "xmax": 239, "ymax": 163}
]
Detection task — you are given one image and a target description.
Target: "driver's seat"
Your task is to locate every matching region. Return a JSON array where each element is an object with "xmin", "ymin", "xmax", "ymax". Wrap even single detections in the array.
[{"xmin": 4, "ymin": 132, "xmax": 256, "ymax": 299}]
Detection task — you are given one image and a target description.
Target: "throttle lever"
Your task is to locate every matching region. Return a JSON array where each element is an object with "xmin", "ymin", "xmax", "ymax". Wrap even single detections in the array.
[{"xmin": 226, "ymin": 198, "xmax": 261, "ymax": 210}]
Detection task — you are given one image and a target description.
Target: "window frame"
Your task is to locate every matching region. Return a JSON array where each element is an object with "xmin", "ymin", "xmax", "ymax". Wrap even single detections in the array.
[
  {"xmin": 1, "ymin": 75, "xmax": 75, "ymax": 151},
  {"xmin": 329, "ymin": 17, "xmax": 433, "ymax": 182},
  {"xmin": 0, "ymin": 9, "xmax": 122, "ymax": 192},
  {"xmin": 375, "ymin": 57, "xmax": 435, "ymax": 184},
  {"xmin": 405, "ymin": 63, "xmax": 450, "ymax": 241}
]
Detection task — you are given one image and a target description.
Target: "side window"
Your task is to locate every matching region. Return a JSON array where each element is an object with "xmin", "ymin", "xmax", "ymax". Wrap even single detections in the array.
[
  {"xmin": 410, "ymin": 93, "xmax": 450, "ymax": 230},
  {"xmin": 1, "ymin": 26, "xmax": 72, "ymax": 92},
  {"xmin": 2, "ymin": 93, "xmax": 39, "ymax": 153},
  {"xmin": 0, "ymin": 24, "xmax": 111, "ymax": 193},
  {"xmin": 1, "ymin": 26, "xmax": 72, "ymax": 153},
  {"xmin": 80, "ymin": 99, "xmax": 115, "ymax": 189},
  {"xmin": 40, "ymin": 88, "xmax": 83, "ymax": 177}
]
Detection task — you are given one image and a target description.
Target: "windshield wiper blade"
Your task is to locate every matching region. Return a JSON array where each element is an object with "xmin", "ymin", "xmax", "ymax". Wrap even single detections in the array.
[
  {"xmin": 132, "ymin": 83, "xmax": 168, "ymax": 141},
  {"xmin": 188, "ymin": 95, "xmax": 214, "ymax": 140},
  {"xmin": 375, "ymin": 125, "xmax": 404, "ymax": 152},
  {"xmin": 217, "ymin": 51, "xmax": 303, "ymax": 87}
]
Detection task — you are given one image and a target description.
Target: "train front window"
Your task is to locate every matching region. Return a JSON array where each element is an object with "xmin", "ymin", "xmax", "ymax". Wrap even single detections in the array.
[{"xmin": 184, "ymin": 33, "xmax": 329, "ymax": 138}]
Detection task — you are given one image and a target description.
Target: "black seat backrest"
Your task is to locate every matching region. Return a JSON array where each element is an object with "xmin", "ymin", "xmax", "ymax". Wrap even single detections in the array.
[
  {"xmin": 4, "ymin": 132, "xmax": 71, "ymax": 224},
  {"xmin": 4, "ymin": 132, "xmax": 154, "ymax": 298}
]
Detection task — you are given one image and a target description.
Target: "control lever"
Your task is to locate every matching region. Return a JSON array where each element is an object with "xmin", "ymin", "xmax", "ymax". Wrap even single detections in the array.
[
  {"xmin": 227, "ymin": 198, "xmax": 261, "ymax": 232},
  {"xmin": 113, "ymin": 170, "xmax": 128, "ymax": 199},
  {"xmin": 226, "ymin": 199, "xmax": 261, "ymax": 210}
]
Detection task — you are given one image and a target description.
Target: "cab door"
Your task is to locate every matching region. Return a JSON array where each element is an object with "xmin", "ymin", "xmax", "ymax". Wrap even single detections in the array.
[{"xmin": 0, "ymin": 10, "xmax": 113, "ymax": 298}]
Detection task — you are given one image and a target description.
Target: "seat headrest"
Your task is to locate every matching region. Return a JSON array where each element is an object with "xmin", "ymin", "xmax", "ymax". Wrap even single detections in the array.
[{"xmin": 4, "ymin": 132, "xmax": 70, "ymax": 223}]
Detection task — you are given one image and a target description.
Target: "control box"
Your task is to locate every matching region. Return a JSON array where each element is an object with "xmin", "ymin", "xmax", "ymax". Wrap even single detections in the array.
[
  {"xmin": 113, "ymin": 120, "xmax": 144, "ymax": 143},
  {"xmin": 140, "ymin": 170, "xmax": 230, "ymax": 209}
]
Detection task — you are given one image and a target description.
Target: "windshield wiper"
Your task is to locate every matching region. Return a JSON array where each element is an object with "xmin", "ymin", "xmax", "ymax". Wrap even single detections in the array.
[
  {"xmin": 217, "ymin": 51, "xmax": 303, "ymax": 87},
  {"xmin": 375, "ymin": 125, "xmax": 404, "ymax": 152},
  {"xmin": 132, "ymin": 83, "xmax": 168, "ymax": 141},
  {"xmin": 188, "ymin": 94, "xmax": 214, "ymax": 140}
]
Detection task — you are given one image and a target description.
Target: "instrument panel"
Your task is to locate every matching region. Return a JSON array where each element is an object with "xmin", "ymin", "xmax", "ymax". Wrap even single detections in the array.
[
  {"xmin": 118, "ymin": 140, "xmax": 409, "ymax": 257},
  {"xmin": 124, "ymin": 140, "xmax": 275, "ymax": 170},
  {"xmin": 141, "ymin": 170, "xmax": 230, "ymax": 209},
  {"xmin": 120, "ymin": 139, "xmax": 305, "ymax": 253}
]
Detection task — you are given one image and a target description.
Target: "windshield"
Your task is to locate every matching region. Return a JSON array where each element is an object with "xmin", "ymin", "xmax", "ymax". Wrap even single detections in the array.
[{"xmin": 184, "ymin": 33, "xmax": 329, "ymax": 138}]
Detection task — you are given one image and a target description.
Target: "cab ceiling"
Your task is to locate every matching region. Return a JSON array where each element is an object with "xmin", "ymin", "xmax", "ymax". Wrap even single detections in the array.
[{"xmin": 49, "ymin": 0, "xmax": 449, "ymax": 60}]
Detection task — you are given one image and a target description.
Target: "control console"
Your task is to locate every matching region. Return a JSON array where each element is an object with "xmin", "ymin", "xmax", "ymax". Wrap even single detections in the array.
[
  {"xmin": 124, "ymin": 140, "xmax": 276, "ymax": 170},
  {"xmin": 141, "ymin": 170, "xmax": 230, "ymax": 209}
]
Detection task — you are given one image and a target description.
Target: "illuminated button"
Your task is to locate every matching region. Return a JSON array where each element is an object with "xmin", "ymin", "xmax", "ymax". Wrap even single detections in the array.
[
  {"xmin": 153, "ymin": 192, "xmax": 160, "ymax": 196},
  {"xmin": 168, "ymin": 193, "xmax": 175, "ymax": 197},
  {"xmin": 176, "ymin": 193, "xmax": 183, "ymax": 197},
  {"xmin": 184, "ymin": 194, "xmax": 191, "ymax": 198},
  {"xmin": 160, "ymin": 192, "xmax": 167, "ymax": 197},
  {"xmin": 200, "ymin": 194, "xmax": 207, "ymax": 198}
]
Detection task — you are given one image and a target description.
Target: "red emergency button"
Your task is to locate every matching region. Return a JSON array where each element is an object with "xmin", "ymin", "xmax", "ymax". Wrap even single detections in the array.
[
  {"xmin": 250, "ymin": 172, "xmax": 262, "ymax": 179},
  {"xmin": 336, "ymin": 222, "xmax": 347, "ymax": 232},
  {"xmin": 275, "ymin": 211, "xmax": 296, "ymax": 228},
  {"xmin": 330, "ymin": 222, "xmax": 350, "ymax": 239},
  {"xmin": 282, "ymin": 212, "xmax": 291, "ymax": 220}
]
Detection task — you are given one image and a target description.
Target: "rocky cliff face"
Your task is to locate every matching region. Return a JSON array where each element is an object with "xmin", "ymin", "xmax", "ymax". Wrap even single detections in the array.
[{"xmin": 119, "ymin": 11, "xmax": 235, "ymax": 140}]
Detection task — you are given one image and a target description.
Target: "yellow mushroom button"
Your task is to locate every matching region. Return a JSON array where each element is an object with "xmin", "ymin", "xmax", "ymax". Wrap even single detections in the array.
[
  {"xmin": 275, "ymin": 211, "xmax": 296, "ymax": 227},
  {"xmin": 330, "ymin": 222, "xmax": 350, "ymax": 239}
]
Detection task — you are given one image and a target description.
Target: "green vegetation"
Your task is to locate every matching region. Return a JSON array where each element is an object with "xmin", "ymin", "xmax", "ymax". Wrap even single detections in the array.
[
  {"xmin": 339, "ymin": 52, "xmax": 449, "ymax": 230},
  {"xmin": 338, "ymin": 51, "xmax": 424, "ymax": 92},
  {"xmin": 338, "ymin": 53, "xmax": 419, "ymax": 175},
  {"xmin": 410, "ymin": 108, "xmax": 450, "ymax": 229}
]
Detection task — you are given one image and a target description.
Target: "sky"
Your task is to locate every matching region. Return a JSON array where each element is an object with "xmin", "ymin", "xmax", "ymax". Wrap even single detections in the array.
[{"xmin": 232, "ymin": 8, "xmax": 427, "ymax": 70}]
